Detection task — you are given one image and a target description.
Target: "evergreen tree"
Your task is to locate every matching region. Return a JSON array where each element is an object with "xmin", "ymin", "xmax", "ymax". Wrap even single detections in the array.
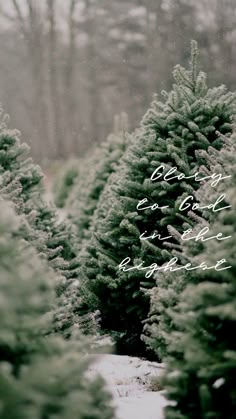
[
  {"xmin": 0, "ymin": 198, "xmax": 114, "ymax": 419},
  {"xmin": 53, "ymin": 159, "xmax": 79, "ymax": 209},
  {"xmin": 0, "ymin": 106, "xmax": 78, "ymax": 277},
  {"xmin": 142, "ymin": 133, "xmax": 235, "ymax": 359},
  {"xmin": 0, "ymin": 106, "xmax": 82, "ymax": 335},
  {"xmin": 0, "ymin": 106, "xmax": 43, "ymax": 201},
  {"xmin": 142, "ymin": 266, "xmax": 190, "ymax": 360},
  {"xmin": 0, "ymin": 198, "xmax": 54, "ymax": 374},
  {"xmin": 68, "ymin": 112, "xmax": 129, "ymax": 247},
  {"xmin": 163, "ymin": 134, "xmax": 236, "ymax": 419},
  {"xmin": 79, "ymin": 42, "xmax": 236, "ymax": 356}
]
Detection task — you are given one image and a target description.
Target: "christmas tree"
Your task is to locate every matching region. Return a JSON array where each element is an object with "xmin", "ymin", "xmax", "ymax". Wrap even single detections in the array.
[
  {"xmin": 0, "ymin": 106, "xmax": 82, "ymax": 335},
  {"xmin": 0, "ymin": 106, "xmax": 43, "ymax": 202},
  {"xmin": 79, "ymin": 42, "xmax": 236, "ymax": 355},
  {"xmin": 0, "ymin": 198, "xmax": 54, "ymax": 373},
  {"xmin": 142, "ymin": 131, "xmax": 235, "ymax": 359},
  {"xmin": 0, "ymin": 198, "xmax": 114, "ymax": 419},
  {"xmin": 53, "ymin": 159, "xmax": 79, "ymax": 209},
  {"xmin": 68, "ymin": 112, "xmax": 129, "ymax": 247},
  {"xmin": 163, "ymin": 133, "xmax": 236, "ymax": 419}
]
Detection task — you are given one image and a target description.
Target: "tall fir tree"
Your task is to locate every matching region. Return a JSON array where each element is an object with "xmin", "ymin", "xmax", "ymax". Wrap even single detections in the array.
[
  {"xmin": 162, "ymin": 133, "xmax": 236, "ymax": 419},
  {"xmin": 0, "ymin": 198, "xmax": 114, "ymax": 419},
  {"xmin": 68, "ymin": 112, "xmax": 130, "ymax": 247},
  {"xmin": 142, "ymin": 131, "xmax": 235, "ymax": 359},
  {"xmin": 0, "ymin": 105, "xmax": 82, "ymax": 335},
  {"xmin": 53, "ymin": 159, "xmax": 79, "ymax": 209},
  {"xmin": 79, "ymin": 42, "xmax": 236, "ymax": 356},
  {"xmin": 0, "ymin": 198, "xmax": 54, "ymax": 374},
  {"xmin": 0, "ymin": 106, "xmax": 43, "ymax": 201}
]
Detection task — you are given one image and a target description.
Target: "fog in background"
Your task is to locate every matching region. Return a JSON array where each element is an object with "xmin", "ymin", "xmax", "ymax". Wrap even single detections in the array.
[{"xmin": 0, "ymin": 0, "xmax": 235, "ymax": 163}]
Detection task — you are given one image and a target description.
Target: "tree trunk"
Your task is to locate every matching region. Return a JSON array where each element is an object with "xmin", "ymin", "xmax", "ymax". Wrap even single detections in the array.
[{"xmin": 47, "ymin": 0, "xmax": 64, "ymax": 158}]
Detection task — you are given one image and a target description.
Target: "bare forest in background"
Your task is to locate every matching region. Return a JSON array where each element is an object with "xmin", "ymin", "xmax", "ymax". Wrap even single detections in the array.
[{"xmin": 0, "ymin": 0, "xmax": 235, "ymax": 162}]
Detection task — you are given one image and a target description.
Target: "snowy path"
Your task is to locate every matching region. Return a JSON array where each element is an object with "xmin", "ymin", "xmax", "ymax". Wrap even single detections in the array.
[{"xmin": 89, "ymin": 354, "xmax": 167, "ymax": 419}]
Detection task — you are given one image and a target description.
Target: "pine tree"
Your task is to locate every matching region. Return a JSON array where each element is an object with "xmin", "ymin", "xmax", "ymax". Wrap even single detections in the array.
[
  {"xmin": 162, "ymin": 134, "xmax": 236, "ymax": 419},
  {"xmin": 0, "ymin": 106, "xmax": 43, "ymax": 202},
  {"xmin": 0, "ymin": 198, "xmax": 114, "ymax": 419},
  {"xmin": 53, "ymin": 159, "xmax": 79, "ymax": 209},
  {"xmin": 79, "ymin": 42, "xmax": 236, "ymax": 356},
  {"xmin": 66, "ymin": 116, "xmax": 130, "ymax": 335},
  {"xmin": 68, "ymin": 112, "xmax": 130, "ymax": 247},
  {"xmin": 0, "ymin": 106, "xmax": 83, "ymax": 335},
  {"xmin": 142, "ymin": 266, "xmax": 191, "ymax": 360},
  {"xmin": 0, "ymin": 106, "xmax": 78, "ymax": 274},
  {"xmin": 142, "ymin": 131, "xmax": 235, "ymax": 359},
  {"xmin": 0, "ymin": 198, "xmax": 54, "ymax": 374}
]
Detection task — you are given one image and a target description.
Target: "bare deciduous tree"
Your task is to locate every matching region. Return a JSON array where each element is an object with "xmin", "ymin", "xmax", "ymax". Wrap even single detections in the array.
[{"xmin": 0, "ymin": 0, "xmax": 235, "ymax": 161}]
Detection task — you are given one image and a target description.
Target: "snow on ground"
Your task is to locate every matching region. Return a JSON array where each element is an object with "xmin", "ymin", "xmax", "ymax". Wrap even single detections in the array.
[{"xmin": 89, "ymin": 354, "xmax": 167, "ymax": 419}]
